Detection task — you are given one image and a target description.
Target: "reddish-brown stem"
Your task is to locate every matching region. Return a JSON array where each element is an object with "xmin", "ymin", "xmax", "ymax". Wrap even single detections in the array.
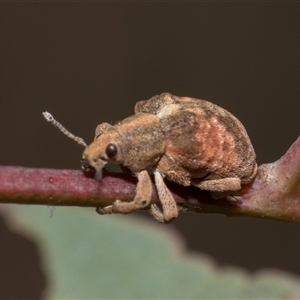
[{"xmin": 0, "ymin": 136, "xmax": 300, "ymax": 223}]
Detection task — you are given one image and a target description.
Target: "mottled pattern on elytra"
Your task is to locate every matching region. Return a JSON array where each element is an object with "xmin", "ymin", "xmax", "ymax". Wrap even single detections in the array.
[{"xmin": 141, "ymin": 93, "xmax": 256, "ymax": 185}]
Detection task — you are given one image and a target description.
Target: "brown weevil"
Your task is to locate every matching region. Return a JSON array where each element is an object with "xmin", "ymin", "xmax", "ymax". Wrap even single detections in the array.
[{"xmin": 81, "ymin": 93, "xmax": 257, "ymax": 223}]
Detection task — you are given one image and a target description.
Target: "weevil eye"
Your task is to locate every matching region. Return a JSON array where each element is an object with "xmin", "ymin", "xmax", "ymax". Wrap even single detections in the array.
[{"xmin": 105, "ymin": 143, "xmax": 118, "ymax": 160}]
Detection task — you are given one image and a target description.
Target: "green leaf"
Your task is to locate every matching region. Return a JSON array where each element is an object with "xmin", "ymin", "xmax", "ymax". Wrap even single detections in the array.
[{"xmin": 5, "ymin": 206, "xmax": 300, "ymax": 299}]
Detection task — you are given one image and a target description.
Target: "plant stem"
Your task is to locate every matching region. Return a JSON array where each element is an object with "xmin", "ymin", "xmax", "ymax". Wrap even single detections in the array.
[{"xmin": 0, "ymin": 136, "xmax": 300, "ymax": 223}]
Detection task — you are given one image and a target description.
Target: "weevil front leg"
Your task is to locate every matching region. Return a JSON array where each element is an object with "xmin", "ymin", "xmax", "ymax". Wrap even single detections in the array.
[
  {"xmin": 96, "ymin": 169, "xmax": 152, "ymax": 216},
  {"xmin": 150, "ymin": 171, "xmax": 178, "ymax": 223}
]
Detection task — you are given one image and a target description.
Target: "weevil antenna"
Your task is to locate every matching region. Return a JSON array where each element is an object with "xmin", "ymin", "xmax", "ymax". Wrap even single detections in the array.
[{"xmin": 42, "ymin": 111, "xmax": 87, "ymax": 147}]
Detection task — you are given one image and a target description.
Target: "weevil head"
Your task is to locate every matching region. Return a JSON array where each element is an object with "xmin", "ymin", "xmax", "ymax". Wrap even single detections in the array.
[{"xmin": 81, "ymin": 129, "xmax": 124, "ymax": 180}]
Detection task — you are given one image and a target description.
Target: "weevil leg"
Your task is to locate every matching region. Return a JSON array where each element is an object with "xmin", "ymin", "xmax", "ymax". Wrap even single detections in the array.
[
  {"xmin": 154, "ymin": 171, "xmax": 178, "ymax": 223},
  {"xmin": 192, "ymin": 177, "xmax": 241, "ymax": 191},
  {"xmin": 225, "ymin": 195, "xmax": 243, "ymax": 204},
  {"xmin": 150, "ymin": 203, "xmax": 185, "ymax": 223},
  {"xmin": 110, "ymin": 169, "xmax": 152, "ymax": 214},
  {"xmin": 192, "ymin": 177, "xmax": 243, "ymax": 204},
  {"xmin": 96, "ymin": 205, "xmax": 114, "ymax": 215},
  {"xmin": 149, "ymin": 204, "xmax": 165, "ymax": 223}
]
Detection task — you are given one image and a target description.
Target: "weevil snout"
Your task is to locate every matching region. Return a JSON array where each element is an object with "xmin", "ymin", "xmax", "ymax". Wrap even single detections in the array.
[
  {"xmin": 81, "ymin": 158, "xmax": 95, "ymax": 173},
  {"xmin": 81, "ymin": 154, "xmax": 107, "ymax": 180}
]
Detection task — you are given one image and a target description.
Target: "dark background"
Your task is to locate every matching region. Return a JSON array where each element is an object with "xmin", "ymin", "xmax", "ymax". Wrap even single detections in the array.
[{"xmin": 1, "ymin": 2, "xmax": 300, "ymax": 299}]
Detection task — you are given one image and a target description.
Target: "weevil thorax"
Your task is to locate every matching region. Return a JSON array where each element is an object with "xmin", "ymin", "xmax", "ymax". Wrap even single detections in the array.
[
  {"xmin": 112, "ymin": 113, "xmax": 166, "ymax": 173},
  {"xmin": 82, "ymin": 112, "xmax": 166, "ymax": 179}
]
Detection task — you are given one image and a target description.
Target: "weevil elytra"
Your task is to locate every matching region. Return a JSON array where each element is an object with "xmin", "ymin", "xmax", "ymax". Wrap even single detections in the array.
[{"xmin": 81, "ymin": 93, "xmax": 257, "ymax": 223}]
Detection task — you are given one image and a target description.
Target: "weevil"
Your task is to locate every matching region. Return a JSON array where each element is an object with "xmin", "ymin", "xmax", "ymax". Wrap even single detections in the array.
[{"xmin": 81, "ymin": 93, "xmax": 257, "ymax": 223}]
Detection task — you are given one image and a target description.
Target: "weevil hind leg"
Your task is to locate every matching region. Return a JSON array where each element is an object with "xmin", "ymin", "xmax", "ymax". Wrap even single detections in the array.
[
  {"xmin": 107, "ymin": 169, "xmax": 152, "ymax": 214},
  {"xmin": 209, "ymin": 191, "xmax": 243, "ymax": 204},
  {"xmin": 192, "ymin": 177, "xmax": 243, "ymax": 204},
  {"xmin": 192, "ymin": 177, "xmax": 241, "ymax": 192},
  {"xmin": 224, "ymin": 195, "xmax": 243, "ymax": 204},
  {"xmin": 153, "ymin": 171, "xmax": 178, "ymax": 223}
]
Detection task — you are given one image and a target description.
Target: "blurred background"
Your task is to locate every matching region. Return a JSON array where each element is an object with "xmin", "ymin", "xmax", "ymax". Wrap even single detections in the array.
[{"xmin": 0, "ymin": 2, "xmax": 300, "ymax": 299}]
